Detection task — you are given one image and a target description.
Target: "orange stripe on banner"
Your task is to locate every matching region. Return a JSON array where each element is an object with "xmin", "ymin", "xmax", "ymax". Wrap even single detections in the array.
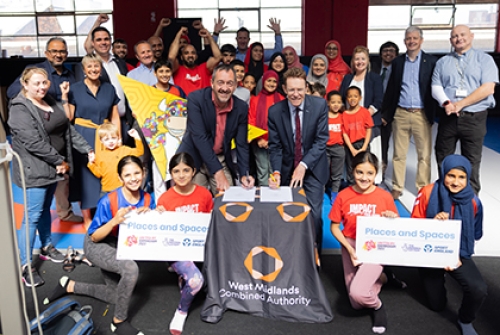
[{"xmin": 14, "ymin": 203, "xmax": 87, "ymax": 234}]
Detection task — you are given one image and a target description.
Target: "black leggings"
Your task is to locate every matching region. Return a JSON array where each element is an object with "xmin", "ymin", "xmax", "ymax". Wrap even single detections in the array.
[
  {"xmin": 418, "ymin": 258, "xmax": 487, "ymax": 323},
  {"xmin": 74, "ymin": 234, "xmax": 139, "ymax": 321}
]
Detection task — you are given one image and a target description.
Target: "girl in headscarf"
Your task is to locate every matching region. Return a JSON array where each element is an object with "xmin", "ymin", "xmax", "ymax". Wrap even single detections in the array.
[
  {"xmin": 306, "ymin": 54, "xmax": 329, "ymax": 87},
  {"xmin": 282, "ymin": 46, "xmax": 309, "ymax": 73},
  {"xmin": 411, "ymin": 154, "xmax": 486, "ymax": 335},
  {"xmin": 256, "ymin": 52, "xmax": 288, "ymax": 96},
  {"xmin": 248, "ymin": 70, "xmax": 284, "ymax": 186},
  {"xmin": 244, "ymin": 42, "xmax": 268, "ymax": 84}
]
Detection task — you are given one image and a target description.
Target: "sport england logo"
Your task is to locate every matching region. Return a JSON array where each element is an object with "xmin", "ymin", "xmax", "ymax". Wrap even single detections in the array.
[
  {"xmin": 424, "ymin": 244, "xmax": 433, "ymax": 253},
  {"xmin": 244, "ymin": 246, "xmax": 283, "ymax": 282},
  {"xmin": 183, "ymin": 238, "xmax": 192, "ymax": 247}
]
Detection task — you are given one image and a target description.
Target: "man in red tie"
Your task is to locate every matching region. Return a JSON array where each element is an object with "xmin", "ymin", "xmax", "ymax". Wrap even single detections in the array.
[{"xmin": 268, "ymin": 67, "xmax": 329, "ymax": 252}]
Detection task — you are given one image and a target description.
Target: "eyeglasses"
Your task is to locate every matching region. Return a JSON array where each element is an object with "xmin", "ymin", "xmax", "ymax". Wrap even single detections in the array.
[
  {"xmin": 216, "ymin": 80, "xmax": 236, "ymax": 88},
  {"xmin": 382, "ymin": 48, "xmax": 396, "ymax": 53},
  {"xmin": 326, "ymin": 46, "xmax": 338, "ymax": 51},
  {"xmin": 43, "ymin": 111, "xmax": 50, "ymax": 121},
  {"xmin": 47, "ymin": 49, "xmax": 68, "ymax": 56}
]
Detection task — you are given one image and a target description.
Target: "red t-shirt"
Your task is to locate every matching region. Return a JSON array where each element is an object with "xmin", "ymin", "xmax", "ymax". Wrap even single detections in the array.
[
  {"xmin": 329, "ymin": 186, "xmax": 397, "ymax": 239},
  {"xmin": 327, "ymin": 113, "xmax": 344, "ymax": 146},
  {"xmin": 173, "ymin": 63, "xmax": 212, "ymax": 96},
  {"xmin": 326, "ymin": 72, "xmax": 344, "ymax": 92},
  {"xmin": 157, "ymin": 185, "xmax": 214, "ymax": 213},
  {"xmin": 342, "ymin": 106, "xmax": 374, "ymax": 143}
]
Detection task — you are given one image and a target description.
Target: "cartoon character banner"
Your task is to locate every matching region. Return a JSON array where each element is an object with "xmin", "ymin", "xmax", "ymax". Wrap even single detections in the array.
[{"xmin": 118, "ymin": 75, "xmax": 187, "ymax": 180}]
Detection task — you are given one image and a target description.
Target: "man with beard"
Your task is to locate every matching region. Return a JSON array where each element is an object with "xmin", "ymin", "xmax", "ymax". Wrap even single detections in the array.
[
  {"xmin": 168, "ymin": 26, "xmax": 221, "ymax": 96},
  {"xmin": 7, "ymin": 37, "xmax": 83, "ymax": 223},
  {"xmin": 147, "ymin": 36, "xmax": 164, "ymax": 62},
  {"xmin": 112, "ymin": 38, "xmax": 134, "ymax": 71},
  {"xmin": 177, "ymin": 64, "xmax": 254, "ymax": 195}
]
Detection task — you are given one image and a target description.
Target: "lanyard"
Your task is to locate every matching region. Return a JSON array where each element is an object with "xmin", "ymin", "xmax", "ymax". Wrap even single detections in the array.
[{"xmin": 454, "ymin": 50, "xmax": 472, "ymax": 89}]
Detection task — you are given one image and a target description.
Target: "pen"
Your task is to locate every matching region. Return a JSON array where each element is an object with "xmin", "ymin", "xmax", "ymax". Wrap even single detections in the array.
[{"xmin": 270, "ymin": 173, "xmax": 277, "ymax": 183}]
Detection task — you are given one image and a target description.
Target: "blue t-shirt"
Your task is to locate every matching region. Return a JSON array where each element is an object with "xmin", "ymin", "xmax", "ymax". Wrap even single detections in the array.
[{"xmin": 88, "ymin": 187, "xmax": 156, "ymax": 236}]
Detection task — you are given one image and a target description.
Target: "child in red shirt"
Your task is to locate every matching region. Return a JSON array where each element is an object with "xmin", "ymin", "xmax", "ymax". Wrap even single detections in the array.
[
  {"xmin": 342, "ymin": 86, "xmax": 374, "ymax": 183},
  {"xmin": 156, "ymin": 152, "xmax": 213, "ymax": 335},
  {"xmin": 329, "ymin": 151, "xmax": 397, "ymax": 334},
  {"xmin": 326, "ymin": 90, "xmax": 345, "ymax": 194}
]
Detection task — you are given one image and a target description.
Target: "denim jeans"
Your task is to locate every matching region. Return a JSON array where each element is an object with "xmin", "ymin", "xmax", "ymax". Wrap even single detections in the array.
[{"xmin": 18, "ymin": 183, "xmax": 57, "ymax": 266}]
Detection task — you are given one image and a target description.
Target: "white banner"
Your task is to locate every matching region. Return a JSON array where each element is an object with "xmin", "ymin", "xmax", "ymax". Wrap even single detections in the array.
[
  {"xmin": 355, "ymin": 217, "xmax": 461, "ymax": 268},
  {"xmin": 116, "ymin": 210, "xmax": 212, "ymax": 262}
]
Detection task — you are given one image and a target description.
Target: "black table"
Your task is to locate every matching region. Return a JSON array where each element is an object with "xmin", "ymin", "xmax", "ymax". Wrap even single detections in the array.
[{"xmin": 201, "ymin": 188, "xmax": 333, "ymax": 323}]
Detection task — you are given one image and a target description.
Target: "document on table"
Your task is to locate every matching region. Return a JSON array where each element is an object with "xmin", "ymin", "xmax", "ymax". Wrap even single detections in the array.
[
  {"xmin": 260, "ymin": 186, "xmax": 293, "ymax": 203},
  {"xmin": 222, "ymin": 186, "xmax": 256, "ymax": 202}
]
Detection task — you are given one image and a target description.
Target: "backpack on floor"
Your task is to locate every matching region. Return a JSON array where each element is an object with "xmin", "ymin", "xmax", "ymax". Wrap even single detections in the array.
[{"xmin": 30, "ymin": 297, "xmax": 94, "ymax": 335}]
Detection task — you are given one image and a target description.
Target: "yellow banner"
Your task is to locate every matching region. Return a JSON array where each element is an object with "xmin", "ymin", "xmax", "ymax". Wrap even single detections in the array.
[{"xmin": 117, "ymin": 75, "xmax": 187, "ymax": 180}]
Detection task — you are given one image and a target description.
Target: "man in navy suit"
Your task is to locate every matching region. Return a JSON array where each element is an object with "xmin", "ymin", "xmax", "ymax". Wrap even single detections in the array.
[
  {"xmin": 381, "ymin": 26, "xmax": 438, "ymax": 199},
  {"xmin": 177, "ymin": 63, "xmax": 254, "ymax": 195},
  {"xmin": 268, "ymin": 67, "xmax": 329, "ymax": 251}
]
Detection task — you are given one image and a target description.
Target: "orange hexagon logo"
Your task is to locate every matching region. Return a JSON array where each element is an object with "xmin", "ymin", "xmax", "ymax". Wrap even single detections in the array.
[
  {"xmin": 244, "ymin": 246, "xmax": 283, "ymax": 282},
  {"xmin": 219, "ymin": 202, "xmax": 254, "ymax": 222},
  {"xmin": 276, "ymin": 202, "xmax": 311, "ymax": 222}
]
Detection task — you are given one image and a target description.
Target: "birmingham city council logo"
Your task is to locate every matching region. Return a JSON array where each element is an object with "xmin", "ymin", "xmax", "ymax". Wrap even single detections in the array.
[
  {"xmin": 244, "ymin": 246, "xmax": 283, "ymax": 282},
  {"xmin": 124, "ymin": 235, "xmax": 138, "ymax": 247},
  {"xmin": 363, "ymin": 240, "xmax": 376, "ymax": 251}
]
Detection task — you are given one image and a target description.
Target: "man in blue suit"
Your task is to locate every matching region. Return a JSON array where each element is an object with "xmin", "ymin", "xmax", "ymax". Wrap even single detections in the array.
[
  {"xmin": 177, "ymin": 63, "xmax": 254, "ymax": 195},
  {"xmin": 381, "ymin": 26, "xmax": 438, "ymax": 199},
  {"xmin": 268, "ymin": 67, "xmax": 329, "ymax": 251}
]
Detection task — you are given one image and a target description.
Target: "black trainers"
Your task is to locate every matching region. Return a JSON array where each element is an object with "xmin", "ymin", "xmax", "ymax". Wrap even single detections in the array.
[
  {"xmin": 22, "ymin": 266, "xmax": 45, "ymax": 287},
  {"xmin": 40, "ymin": 244, "xmax": 65, "ymax": 263}
]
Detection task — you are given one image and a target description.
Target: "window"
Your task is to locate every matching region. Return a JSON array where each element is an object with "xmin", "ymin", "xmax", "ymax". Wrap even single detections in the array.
[
  {"xmin": 368, "ymin": 3, "xmax": 498, "ymax": 54},
  {"xmin": 177, "ymin": 0, "xmax": 302, "ymax": 54},
  {"xmin": 0, "ymin": 0, "xmax": 113, "ymax": 58}
]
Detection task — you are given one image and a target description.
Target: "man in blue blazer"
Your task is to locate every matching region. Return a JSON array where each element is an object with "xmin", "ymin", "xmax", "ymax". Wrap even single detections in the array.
[
  {"xmin": 178, "ymin": 64, "xmax": 254, "ymax": 195},
  {"xmin": 268, "ymin": 67, "xmax": 329, "ymax": 251},
  {"xmin": 381, "ymin": 26, "xmax": 438, "ymax": 199}
]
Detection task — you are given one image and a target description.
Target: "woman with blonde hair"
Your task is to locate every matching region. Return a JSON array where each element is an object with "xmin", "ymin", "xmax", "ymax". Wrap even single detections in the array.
[
  {"xmin": 340, "ymin": 46, "xmax": 384, "ymax": 184},
  {"xmin": 68, "ymin": 54, "xmax": 121, "ymax": 228}
]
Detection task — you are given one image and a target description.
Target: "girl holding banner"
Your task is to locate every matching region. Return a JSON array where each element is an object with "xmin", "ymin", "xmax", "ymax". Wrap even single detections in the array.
[
  {"xmin": 411, "ymin": 154, "xmax": 486, "ymax": 335},
  {"xmin": 156, "ymin": 152, "xmax": 213, "ymax": 335},
  {"xmin": 44, "ymin": 155, "xmax": 153, "ymax": 335},
  {"xmin": 329, "ymin": 151, "xmax": 398, "ymax": 334}
]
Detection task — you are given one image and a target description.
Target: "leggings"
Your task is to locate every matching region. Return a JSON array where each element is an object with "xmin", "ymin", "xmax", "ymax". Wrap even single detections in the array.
[
  {"xmin": 170, "ymin": 261, "xmax": 204, "ymax": 313},
  {"xmin": 418, "ymin": 257, "xmax": 487, "ymax": 323},
  {"xmin": 74, "ymin": 234, "xmax": 139, "ymax": 321},
  {"xmin": 341, "ymin": 237, "xmax": 383, "ymax": 309}
]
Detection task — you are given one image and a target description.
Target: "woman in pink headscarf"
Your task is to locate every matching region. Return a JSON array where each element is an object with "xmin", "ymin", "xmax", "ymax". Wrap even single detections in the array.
[
  {"xmin": 282, "ymin": 46, "xmax": 309, "ymax": 73},
  {"xmin": 324, "ymin": 40, "xmax": 351, "ymax": 92}
]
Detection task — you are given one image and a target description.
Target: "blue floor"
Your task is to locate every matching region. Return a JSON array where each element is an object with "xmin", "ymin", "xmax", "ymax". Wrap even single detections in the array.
[{"xmin": 485, "ymin": 116, "xmax": 500, "ymax": 153}]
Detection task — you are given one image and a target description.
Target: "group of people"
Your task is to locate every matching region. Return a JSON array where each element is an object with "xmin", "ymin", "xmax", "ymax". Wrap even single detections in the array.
[{"xmin": 6, "ymin": 12, "xmax": 495, "ymax": 335}]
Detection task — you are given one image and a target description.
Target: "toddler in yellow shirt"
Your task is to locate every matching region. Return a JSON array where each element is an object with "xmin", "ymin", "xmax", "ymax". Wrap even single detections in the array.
[{"xmin": 88, "ymin": 123, "xmax": 144, "ymax": 193}]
